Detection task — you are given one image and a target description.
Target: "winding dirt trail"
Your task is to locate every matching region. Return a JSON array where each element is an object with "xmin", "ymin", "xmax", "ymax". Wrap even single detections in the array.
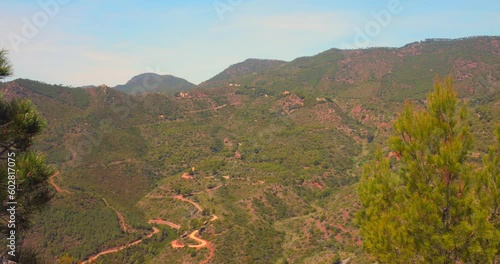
[
  {"xmin": 193, "ymin": 184, "xmax": 223, "ymax": 194},
  {"xmin": 48, "ymin": 171, "xmax": 71, "ymax": 194},
  {"xmin": 115, "ymin": 211, "xmax": 127, "ymax": 232},
  {"xmin": 187, "ymin": 230, "xmax": 208, "ymax": 248},
  {"xmin": 186, "ymin": 104, "xmax": 227, "ymax": 114},
  {"xmin": 89, "ymin": 158, "xmax": 139, "ymax": 168},
  {"xmin": 171, "ymin": 240, "xmax": 185, "ymax": 248},
  {"xmin": 82, "ymin": 197, "xmax": 184, "ymax": 263},
  {"xmin": 102, "ymin": 198, "xmax": 128, "ymax": 233},
  {"xmin": 82, "ymin": 189, "xmax": 219, "ymax": 263},
  {"xmin": 82, "ymin": 214, "xmax": 181, "ymax": 263},
  {"xmin": 173, "ymin": 195, "xmax": 203, "ymax": 213},
  {"xmin": 172, "ymin": 194, "xmax": 219, "ymax": 264},
  {"xmin": 82, "ymin": 227, "xmax": 160, "ymax": 264},
  {"xmin": 148, "ymin": 219, "xmax": 180, "ymax": 229}
]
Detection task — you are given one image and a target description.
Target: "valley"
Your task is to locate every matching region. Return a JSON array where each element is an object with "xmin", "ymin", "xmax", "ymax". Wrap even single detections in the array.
[{"xmin": 0, "ymin": 36, "xmax": 498, "ymax": 263}]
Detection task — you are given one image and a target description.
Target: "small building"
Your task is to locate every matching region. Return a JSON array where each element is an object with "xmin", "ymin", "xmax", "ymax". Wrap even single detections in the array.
[{"xmin": 178, "ymin": 92, "xmax": 189, "ymax": 98}]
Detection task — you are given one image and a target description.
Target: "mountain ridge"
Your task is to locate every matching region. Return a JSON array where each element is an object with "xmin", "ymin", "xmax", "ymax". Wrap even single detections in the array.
[
  {"xmin": 113, "ymin": 72, "xmax": 195, "ymax": 94},
  {"xmin": 199, "ymin": 58, "xmax": 287, "ymax": 86}
]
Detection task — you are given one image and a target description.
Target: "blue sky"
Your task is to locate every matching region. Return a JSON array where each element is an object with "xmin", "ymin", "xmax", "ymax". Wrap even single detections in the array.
[{"xmin": 0, "ymin": 0, "xmax": 499, "ymax": 86}]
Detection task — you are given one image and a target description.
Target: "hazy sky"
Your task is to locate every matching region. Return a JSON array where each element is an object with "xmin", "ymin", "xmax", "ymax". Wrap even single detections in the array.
[{"xmin": 0, "ymin": 0, "xmax": 499, "ymax": 86}]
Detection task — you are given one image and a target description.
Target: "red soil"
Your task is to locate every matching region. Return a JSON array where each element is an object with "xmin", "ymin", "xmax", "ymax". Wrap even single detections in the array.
[{"xmin": 48, "ymin": 171, "xmax": 71, "ymax": 194}]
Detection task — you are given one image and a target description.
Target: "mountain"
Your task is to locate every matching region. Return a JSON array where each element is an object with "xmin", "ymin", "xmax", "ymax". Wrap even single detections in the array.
[
  {"xmin": 1, "ymin": 36, "xmax": 498, "ymax": 263},
  {"xmin": 201, "ymin": 36, "xmax": 500, "ymax": 101},
  {"xmin": 199, "ymin": 58, "xmax": 287, "ymax": 87},
  {"xmin": 114, "ymin": 73, "xmax": 195, "ymax": 94}
]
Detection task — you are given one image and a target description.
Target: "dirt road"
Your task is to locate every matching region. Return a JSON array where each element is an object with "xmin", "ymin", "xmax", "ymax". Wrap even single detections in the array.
[
  {"xmin": 187, "ymin": 230, "xmax": 208, "ymax": 248},
  {"xmin": 82, "ymin": 188, "xmax": 218, "ymax": 262},
  {"xmin": 82, "ymin": 227, "xmax": 159, "ymax": 264},
  {"xmin": 172, "ymin": 193, "xmax": 219, "ymax": 263},
  {"xmin": 148, "ymin": 219, "xmax": 181, "ymax": 229},
  {"xmin": 186, "ymin": 104, "xmax": 227, "ymax": 114},
  {"xmin": 48, "ymin": 171, "xmax": 71, "ymax": 194},
  {"xmin": 82, "ymin": 204, "xmax": 185, "ymax": 263},
  {"xmin": 102, "ymin": 198, "xmax": 128, "ymax": 233},
  {"xmin": 173, "ymin": 195, "xmax": 203, "ymax": 213},
  {"xmin": 171, "ymin": 240, "xmax": 185, "ymax": 248}
]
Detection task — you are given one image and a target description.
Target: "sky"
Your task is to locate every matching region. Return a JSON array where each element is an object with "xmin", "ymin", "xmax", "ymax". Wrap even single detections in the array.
[{"xmin": 0, "ymin": 0, "xmax": 499, "ymax": 86}]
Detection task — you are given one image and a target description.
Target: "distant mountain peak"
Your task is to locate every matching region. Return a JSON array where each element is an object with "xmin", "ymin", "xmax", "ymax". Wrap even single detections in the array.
[{"xmin": 114, "ymin": 73, "xmax": 195, "ymax": 95}]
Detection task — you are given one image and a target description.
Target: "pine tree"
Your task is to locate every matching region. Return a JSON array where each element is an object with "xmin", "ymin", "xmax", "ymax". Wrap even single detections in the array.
[
  {"xmin": 357, "ymin": 77, "xmax": 499, "ymax": 263},
  {"xmin": 0, "ymin": 50, "xmax": 54, "ymax": 261},
  {"xmin": 478, "ymin": 126, "xmax": 500, "ymax": 231},
  {"xmin": 0, "ymin": 49, "xmax": 13, "ymax": 78}
]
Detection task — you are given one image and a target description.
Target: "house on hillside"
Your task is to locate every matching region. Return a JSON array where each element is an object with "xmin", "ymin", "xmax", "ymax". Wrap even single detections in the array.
[{"xmin": 177, "ymin": 92, "xmax": 189, "ymax": 98}]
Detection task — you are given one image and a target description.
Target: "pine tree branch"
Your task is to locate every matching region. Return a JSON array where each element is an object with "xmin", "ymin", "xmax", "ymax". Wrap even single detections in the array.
[
  {"xmin": 0, "ymin": 141, "xmax": 16, "ymax": 156},
  {"xmin": 0, "ymin": 121, "xmax": 13, "ymax": 128}
]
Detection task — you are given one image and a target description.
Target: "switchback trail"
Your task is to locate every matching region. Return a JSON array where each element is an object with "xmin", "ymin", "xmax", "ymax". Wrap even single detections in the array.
[
  {"xmin": 172, "ymin": 193, "xmax": 219, "ymax": 264},
  {"xmin": 83, "ymin": 197, "xmax": 182, "ymax": 262},
  {"xmin": 82, "ymin": 188, "xmax": 218, "ymax": 263},
  {"xmin": 187, "ymin": 230, "xmax": 208, "ymax": 248}
]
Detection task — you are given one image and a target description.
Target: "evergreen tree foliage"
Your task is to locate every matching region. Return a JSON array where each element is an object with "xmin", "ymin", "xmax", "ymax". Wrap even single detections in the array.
[
  {"xmin": 357, "ymin": 77, "xmax": 499, "ymax": 263},
  {"xmin": 478, "ymin": 125, "xmax": 500, "ymax": 231},
  {"xmin": 0, "ymin": 49, "xmax": 12, "ymax": 78},
  {"xmin": 0, "ymin": 50, "xmax": 54, "ymax": 261}
]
